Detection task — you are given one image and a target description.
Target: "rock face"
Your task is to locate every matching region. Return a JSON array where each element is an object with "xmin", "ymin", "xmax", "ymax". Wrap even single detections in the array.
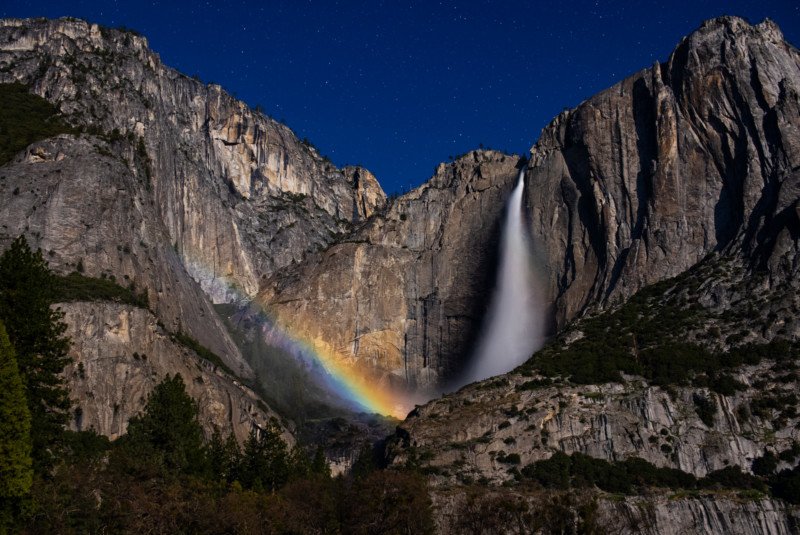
[
  {"xmin": 596, "ymin": 495, "xmax": 800, "ymax": 535},
  {"xmin": 376, "ymin": 18, "xmax": 800, "ymax": 528},
  {"xmin": 387, "ymin": 250, "xmax": 800, "ymax": 481},
  {"xmin": 390, "ymin": 365, "xmax": 799, "ymax": 483},
  {"xmin": 61, "ymin": 301, "xmax": 290, "ymax": 445},
  {"xmin": 258, "ymin": 151, "xmax": 522, "ymax": 388},
  {"xmin": 527, "ymin": 17, "xmax": 800, "ymax": 327},
  {"xmin": 0, "ymin": 134, "xmax": 250, "ymax": 377}
]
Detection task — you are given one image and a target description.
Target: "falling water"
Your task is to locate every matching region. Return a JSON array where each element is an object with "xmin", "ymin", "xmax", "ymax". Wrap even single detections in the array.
[{"xmin": 465, "ymin": 168, "xmax": 542, "ymax": 383}]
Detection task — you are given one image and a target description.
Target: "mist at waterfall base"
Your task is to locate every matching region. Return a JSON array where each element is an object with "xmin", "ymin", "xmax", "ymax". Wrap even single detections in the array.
[{"xmin": 460, "ymin": 170, "xmax": 544, "ymax": 385}]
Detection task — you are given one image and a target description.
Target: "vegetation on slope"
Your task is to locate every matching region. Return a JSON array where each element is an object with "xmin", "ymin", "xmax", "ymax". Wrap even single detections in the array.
[
  {"xmin": 518, "ymin": 256, "xmax": 800, "ymax": 391},
  {"xmin": 0, "ymin": 237, "xmax": 72, "ymax": 473},
  {"xmin": 0, "ymin": 320, "xmax": 33, "ymax": 528},
  {"xmin": 168, "ymin": 330, "xmax": 235, "ymax": 377},
  {"xmin": 520, "ymin": 449, "xmax": 800, "ymax": 503},
  {"xmin": 0, "ymin": 83, "xmax": 75, "ymax": 166},
  {"xmin": 53, "ymin": 271, "xmax": 149, "ymax": 308},
  {"xmin": 0, "ymin": 237, "xmax": 72, "ymax": 528}
]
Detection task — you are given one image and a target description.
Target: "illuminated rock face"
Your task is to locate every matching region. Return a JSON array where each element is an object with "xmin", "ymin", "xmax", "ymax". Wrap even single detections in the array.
[
  {"xmin": 258, "ymin": 150, "xmax": 523, "ymax": 389},
  {"xmin": 61, "ymin": 301, "xmax": 291, "ymax": 445},
  {"xmin": 380, "ymin": 17, "xmax": 800, "ymax": 532},
  {"xmin": 1, "ymin": 15, "xmax": 798, "ymax": 423}
]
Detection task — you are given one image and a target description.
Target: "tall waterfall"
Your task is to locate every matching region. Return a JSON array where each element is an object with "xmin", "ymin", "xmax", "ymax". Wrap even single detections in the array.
[{"xmin": 465, "ymin": 169, "xmax": 542, "ymax": 382}]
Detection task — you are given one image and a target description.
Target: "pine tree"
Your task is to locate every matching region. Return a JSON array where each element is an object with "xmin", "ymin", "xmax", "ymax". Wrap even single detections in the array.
[
  {"xmin": 239, "ymin": 420, "xmax": 289, "ymax": 492},
  {"xmin": 207, "ymin": 428, "xmax": 241, "ymax": 483},
  {"xmin": 311, "ymin": 445, "xmax": 331, "ymax": 478},
  {"xmin": 125, "ymin": 374, "xmax": 206, "ymax": 475},
  {"xmin": 0, "ymin": 320, "xmax": 33, "ymax": 530},
  {"xmin": 0, "ymin": 236, "xmax": 71, "ymax": 470},
  {"xmin": 288, "ymin": 445, "xmax": 312, "ymax": 480}
]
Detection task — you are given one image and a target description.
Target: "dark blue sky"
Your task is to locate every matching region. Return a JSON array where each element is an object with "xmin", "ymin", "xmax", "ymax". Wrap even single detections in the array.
[{"xmin": 3, "ymin": 1, "xmax": 798, "ymax": 194}]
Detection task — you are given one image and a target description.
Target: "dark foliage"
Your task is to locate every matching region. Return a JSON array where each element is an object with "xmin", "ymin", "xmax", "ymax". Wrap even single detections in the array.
[
  {"xmin": 170, "ymin": 331, "xmax": 234, "ymax": 377},
  {"xmin": 701, "ymin": 466, "xmax": 766, "ymax": 492},
  {"xmin": 12, "ymin": 373, "xmax": 435, "ymax": 533},
  {"xmin": 0, "ymin": 83, "xmax": 74, "ymax": 166},
  {"xmin": 769, "ymin": 466, "xmax": 800, "ymax": 504},
  {"xmin": 693, "ymin": 393, "xmax": 717, "ymax": 427},
  {"xmin": 0, "ymin": 320, "xmax": 32, "ymax": 530},
  {"xmin": 0, "ymin": 368, "xmax": 434, "ymax": 532},
  {"xmin": 341, "ymin": 470, "xmax": 435, "ymax": 535},
  {"xmin": 752, "ymin": 451, "xmax": 779, "ymax": 477},
  {"xmin": 238, "ymin": 424, "xmax": 290, "ymax": 492},
  {"xmin": 520, "ymin": 451, "xmax": 774, "ymax": 496},
  {"xmin": 52, "ymin": 272, "xmax": 148, "ymax": 308},
  {"xmin": 119, "ymin": 374, "xmax": 207, "ymax": 476},
  {"xmin": 0, "ymin": 236, "xmax": 71, "ymax": 470}
]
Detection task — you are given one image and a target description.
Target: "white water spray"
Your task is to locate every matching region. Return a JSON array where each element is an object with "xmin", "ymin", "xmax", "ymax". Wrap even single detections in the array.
[{"xmin": 465, "ymin": 169, "xmax": 543, "ymax": 382}]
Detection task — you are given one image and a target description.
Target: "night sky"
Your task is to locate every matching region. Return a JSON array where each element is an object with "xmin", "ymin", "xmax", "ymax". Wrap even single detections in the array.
[{"xmin": 3, "ymin": 1, "xmax": 798, "ymax": 194}]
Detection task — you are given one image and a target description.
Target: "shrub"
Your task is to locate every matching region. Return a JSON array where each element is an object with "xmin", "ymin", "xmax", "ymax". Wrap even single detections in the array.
[
  {"xmin": 693, "ymin": 393, "xmax": 716, "ymax": 427},
  {"xmin": 517, "ymin": 263, "xmax": 800, "ymax": 390},
  {"xmin": 701, "ymin": 466, "xmax": 766, "ymax": 492},
  {"xmin": 769, "ymin": 466, "xmax": 800, "ymax": 504},
  {"xmin": 0, "ymin": 320, "xmax": 32, "ymax": 529},
  {"xmin": 120, "ymin": 374, "xmax": 206, "ymax": 476},
  {"xmin": 0, "ymin": 236, "xmax": 71, "ymax": 470},
  {"xmin": 752, "ymin": 451, "xmax": 778, "ymax": 476},
  {"xmin": 53, "ymin": 272, "xmax": 148, "ymax": 308}
]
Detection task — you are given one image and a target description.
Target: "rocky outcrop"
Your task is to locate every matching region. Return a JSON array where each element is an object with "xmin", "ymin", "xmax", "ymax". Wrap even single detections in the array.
[
  {"xmin": 61, "ymin": 301, "xmax": 291, "ymax": 444},
  {"xmin": 343, "ymin": 166, "xmax": 387, "ymax": 221},
  {"xmin": 432, "ymin": 489, "xmax": 800, "ymax": 534},
  {"xmin": 389, "ymin": 365, "xmax": 799, "ymax": 484},
  {"xmin": 0, "ymin": 135, "xmax": 251, "ymax": 377},
  {"xmin": 0, "ymin": 17, "xmax": 386, "ymax": 422},
  {"xmin": 258, "ymin": 151, "xmax": 522, "ymax": 388},
  {"xmin": 387, "ymin": 253, "xmax": 800, "ymax": 481},
  {"xmin": 528, "ymin": 16, "xmax": 800, "ymax": 327},
  {"xmin": 596, "ymin": 495, "xmax": 800, "ymax": 535}
]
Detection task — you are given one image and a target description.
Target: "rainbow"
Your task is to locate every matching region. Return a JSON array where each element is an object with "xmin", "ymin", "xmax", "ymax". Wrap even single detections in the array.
[
  {"xmin": 182, "ymin": 252, "xmax": 413, "ymax": 419},
  {"xmin": 256, "ymin": 319, "xmax": 411, "ymax": 418}
]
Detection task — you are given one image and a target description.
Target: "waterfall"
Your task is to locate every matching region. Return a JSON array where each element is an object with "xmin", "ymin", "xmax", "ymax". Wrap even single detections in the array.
[{"xmin": 465, "ymin": 168, "xmax": 542, "ymax": 382}]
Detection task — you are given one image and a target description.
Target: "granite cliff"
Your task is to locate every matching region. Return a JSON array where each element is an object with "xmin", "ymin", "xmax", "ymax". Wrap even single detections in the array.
[
  {"xmin": 0, "ymin": 17, "xmax": 388, "ymax": 437},
  {"xmin": 259, "ymin": 16, "xmax": 800, "ymax": 392},
  {"xmin": 527, "ymin": 16, "xmax": 800, "ymax": 327}
]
